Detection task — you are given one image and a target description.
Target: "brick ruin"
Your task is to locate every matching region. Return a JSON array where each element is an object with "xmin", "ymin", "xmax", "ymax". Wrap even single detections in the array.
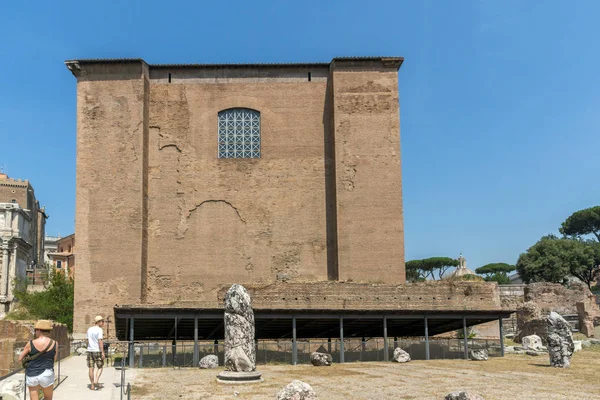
[
  {"xmin": 0, "ymin": 320, "xmax": 69, "ymax": 376},
  {"xmin": 65, "ymin": 57, "xmax": 511, "ymax": 350}
]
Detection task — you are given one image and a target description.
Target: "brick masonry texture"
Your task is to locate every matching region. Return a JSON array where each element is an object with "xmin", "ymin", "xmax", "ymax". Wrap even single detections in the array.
[
  {"xmin": 69, "ymin": 57, "xmax": 420, "ymax": 337},
  {"xmin": 0, "ymin": 320, "xmax": 69, "ymax": 375}
]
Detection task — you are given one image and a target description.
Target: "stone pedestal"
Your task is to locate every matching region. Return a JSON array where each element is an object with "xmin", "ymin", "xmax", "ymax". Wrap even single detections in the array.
[{"xmin": 216, "ymin": 371, "xmax": 263, "ymax": 384}]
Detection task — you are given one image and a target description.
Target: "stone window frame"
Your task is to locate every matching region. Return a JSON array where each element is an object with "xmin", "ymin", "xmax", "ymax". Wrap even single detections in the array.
[{"xmin": 218, "ymin": 108, "xmax": 261, "ymax": 159}]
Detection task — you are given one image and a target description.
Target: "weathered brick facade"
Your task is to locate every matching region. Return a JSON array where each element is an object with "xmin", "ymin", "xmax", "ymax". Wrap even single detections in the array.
[{"xmin": 66, "ymin": 57, "xmax": 407, "ymax": 337}]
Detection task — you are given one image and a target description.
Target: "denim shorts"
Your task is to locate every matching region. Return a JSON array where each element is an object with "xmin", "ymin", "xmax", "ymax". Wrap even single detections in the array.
[{"xmin": 26, "ymin": 368, "xmax": 54, "ymax": 388}]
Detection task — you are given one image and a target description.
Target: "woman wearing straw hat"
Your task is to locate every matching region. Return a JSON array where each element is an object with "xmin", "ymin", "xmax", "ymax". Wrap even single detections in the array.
[{"xmin": 18, "ymin": 320, "xmax": 57, "ymax": 400}]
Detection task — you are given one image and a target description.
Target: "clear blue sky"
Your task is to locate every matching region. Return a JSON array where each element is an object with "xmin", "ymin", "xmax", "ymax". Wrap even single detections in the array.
[{"xmin": 1, "ymin": 1, "xmax": 599, "ymax": 270}]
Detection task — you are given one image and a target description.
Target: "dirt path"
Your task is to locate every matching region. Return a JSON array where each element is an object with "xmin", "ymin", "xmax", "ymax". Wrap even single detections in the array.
[{"xmin": 129, "ymin": 351, "xmax": 600, "ymax": 399}]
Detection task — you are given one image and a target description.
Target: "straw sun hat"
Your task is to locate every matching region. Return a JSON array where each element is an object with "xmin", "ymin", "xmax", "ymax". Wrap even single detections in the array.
[
  {"xmin": 34, "ymin": 320, "xmax": 53, "ymax": 331},
  {"xmin": 94, "ymin": 315, "xmax": 105, "ymax": 323}
]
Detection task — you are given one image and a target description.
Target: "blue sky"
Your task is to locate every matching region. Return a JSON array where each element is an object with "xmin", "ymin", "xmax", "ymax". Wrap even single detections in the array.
[{"xmin": 0, "ymin": 0, "xmax": 598, "ymax": 271}]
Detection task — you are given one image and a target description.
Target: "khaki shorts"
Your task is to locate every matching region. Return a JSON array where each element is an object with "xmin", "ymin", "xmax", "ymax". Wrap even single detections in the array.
[{"xmin": 87, "ymin": 351, "xmax": 104, "ymax": 368}]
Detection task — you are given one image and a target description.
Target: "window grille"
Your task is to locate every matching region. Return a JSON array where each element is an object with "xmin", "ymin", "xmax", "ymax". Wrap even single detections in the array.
[{"xmin": 218, "ymin": 108, "xmax": 260, "ymax": 158}]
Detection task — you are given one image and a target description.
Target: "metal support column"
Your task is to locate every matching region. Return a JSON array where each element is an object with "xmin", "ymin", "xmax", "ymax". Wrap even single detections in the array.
[
  {"xmin": 462, "ymin": 316, "xmax": 469, "ymax": 360},
  {"xmin": 424, "ymin": 315, "xmax": 430, "ymax": 360},
  {"xmin": 292, "ymin": 315, "xmax": 297, "ymax": 365},
  {"xmin": 499, "ymin": 317, "xmax": 505, "ymax": 357},
  {"xmin": 128, "ymin": 317, "xmax": 135, "ymax": 368},
  {"xmin": 339, "ymin": 316, "xmax": 345, "ymax": 363},
  {"xmin": 383, "ymin": 316, "xmax": 389, "ymax": 361},
  {"xmin": 172, "ymin": 317, "xmax": 178, "ymax": 365},
  {"xmin": 193, "ymin": 316, "xmax": 199, "ymax": 366},
  {"xmin": 361, "ymin": 337, "xmax": 366, "ymax": 361},
  {"xmin": 327, "ymin": 338, "xmax": 331, "ymax": 354}
]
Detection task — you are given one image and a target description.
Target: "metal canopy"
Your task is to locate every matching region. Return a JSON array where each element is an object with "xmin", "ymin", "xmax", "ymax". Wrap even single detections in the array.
[{"xmin": 114, "ymin": 306, "xmax": 512, "ymax": 341}]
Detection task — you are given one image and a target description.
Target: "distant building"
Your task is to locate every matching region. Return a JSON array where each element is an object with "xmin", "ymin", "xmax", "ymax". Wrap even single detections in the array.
[
  {"xmin": 508, "ymin": 272, "xmax": 523, "ymax": 284},
  {"xmin": 43, "ymin": 235, "xmax": 61, "ymax": 265},
  {"xmin": 48, "ymin": 234, "xmax": 75, "ymax": 277},
  {"xmin": 447, "ymin": 253, "xmax": 476, "ymax": 279},
  {"xmin": 0, "ymin": 173, "xmax": 47, "ymax": 316}
]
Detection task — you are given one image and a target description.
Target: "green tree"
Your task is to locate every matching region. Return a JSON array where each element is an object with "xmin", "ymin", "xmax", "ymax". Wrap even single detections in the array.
[
  {"xmin": 405, "ymin": 257, "xmax": 458, "ymax": 281},
  {"xmin": 12, "ymin": 268, "xmax": 74, "ymax": 331},
  {"xmin": 559, "ymin": 205, "xmax": 600, "ymax": 242},
  {"xmin": 475, "ymin": 263, "xmax": 516, "ymax": 284},
  {"xmin": 516, "ymin": 235, "xmax": 600, "ymax": 289}
]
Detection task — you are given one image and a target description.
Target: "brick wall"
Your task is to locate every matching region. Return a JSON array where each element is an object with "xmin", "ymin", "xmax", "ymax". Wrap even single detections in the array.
[
  {"xmin": 0, "ymin": 320, "xmax": 70, "ymax": 376},
  {"xmin": 69, "ymin": 58, "xmax": 406, "ymax": 337},
  {"xmin": 216, "ymin": 281, "xmax": 501, "ymax": 311}
]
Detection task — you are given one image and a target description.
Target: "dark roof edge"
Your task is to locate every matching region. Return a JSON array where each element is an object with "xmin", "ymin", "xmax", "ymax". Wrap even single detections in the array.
[{"xmin": 64, "ymin": 56, "xmax": 404, "ymax": 71}]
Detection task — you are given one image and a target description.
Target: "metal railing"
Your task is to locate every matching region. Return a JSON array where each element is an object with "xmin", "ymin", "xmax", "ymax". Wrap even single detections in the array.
[
  {"xmin": 118, "ymin": 355, "xmax": 132, "ymax": 400},
  {"xmin": 113, "ymin": 337, "xmax": 503, "ymax": 369}
]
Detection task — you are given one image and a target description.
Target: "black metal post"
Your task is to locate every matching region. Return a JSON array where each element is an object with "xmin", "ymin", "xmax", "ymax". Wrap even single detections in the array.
[
  {"xmin": 327, "ymin": 337, "xmax": 331, "ymax": 354},
  {"xmin": 462, "ymin": 316, "xmax": 468, "ymax": 360},
  {"xmin": 172, "ymin": 317, "xmax": 177, "ymax": 365},
  {"xmin": 425, "ymin": 315, "xmax": 430, "ymax": 360},
  {"xmin": 499, "ymin": 317, "xmax": 505, "ymax": 357},
  {"xmin": 292, "ymin": 315, "xmax": 297, "ymax": 365},
  {"xmin": 193, "ymin": 316, "xmax": 199, "ymax": 366},
  {"xmin": 339, "ymin": 316, "xmax": 345, "ymax": 363},
  {"xmin": 129, "ymin": 317, "xmax": 135, "ymax": 368},
  {"xmin": 383, "ymin": 316, "xmax": 389, "ymax": 361},
  {"xmin": 361, "ymin": 337, "xmax": 366, "ymax": 361}
]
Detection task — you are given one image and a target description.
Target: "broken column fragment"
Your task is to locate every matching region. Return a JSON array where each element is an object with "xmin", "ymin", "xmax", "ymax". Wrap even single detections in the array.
[{"xmin": 217, "ymin": 284, "xmax": 262, "ymax": 383}]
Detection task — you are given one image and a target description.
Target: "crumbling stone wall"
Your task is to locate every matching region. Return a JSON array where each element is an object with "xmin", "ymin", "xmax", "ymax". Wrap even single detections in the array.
[
  {"xmin": 216, "ymin": 281, "xmax": 501, "ymax": 311},
  {"xmin": 0, "ymin": 320, "xmax": 69, "ymax": 375},
  {"xmin": 516, "ymin": 282, "xmax": 600, "ymax": 341}
]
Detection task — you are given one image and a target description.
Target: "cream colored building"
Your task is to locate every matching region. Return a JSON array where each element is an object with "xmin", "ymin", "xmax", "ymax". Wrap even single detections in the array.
[{"xmin": 0, "ymin": 174, "xmax": 47, "ymax": 315}]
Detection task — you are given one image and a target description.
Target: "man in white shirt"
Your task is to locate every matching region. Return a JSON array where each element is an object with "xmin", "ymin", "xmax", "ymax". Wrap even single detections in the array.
[{"xmin": 87, "ymin": 315, "xmax": 105, "ymax": 391}]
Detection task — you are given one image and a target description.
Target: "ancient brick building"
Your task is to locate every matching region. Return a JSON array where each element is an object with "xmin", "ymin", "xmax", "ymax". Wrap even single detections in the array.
[
  {"xmin": 0, "ymin": 173, "xmax": 47, "ymax": 315},
  {"xmin": 66, "ymin": 58, "xmax": 508, "ymax": 358}
]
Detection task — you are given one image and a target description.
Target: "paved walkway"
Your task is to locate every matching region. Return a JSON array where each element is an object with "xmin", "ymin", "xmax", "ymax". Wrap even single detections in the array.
[{"xmin": 52, "ymin": 355, "xmax": 124, "ymax": 400}]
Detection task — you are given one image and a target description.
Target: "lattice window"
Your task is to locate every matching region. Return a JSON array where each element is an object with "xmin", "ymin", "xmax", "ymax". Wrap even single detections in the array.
[{"xmin": 218, "ymin": 108, "xmax": 261, "ymax": 158}]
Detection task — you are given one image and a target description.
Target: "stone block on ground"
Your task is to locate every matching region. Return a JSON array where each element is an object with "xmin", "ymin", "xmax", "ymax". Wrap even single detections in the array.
[
  {"xmin": 392, "ymin": 347, "xmax": 411, "ymax": 363},
  {"xmin": 573, "ymin": 340, "xmax": 582, "ymax": 352},
  {"xmin": 522, "ymin": 334, "xmax": 543, "ymax": 350},
  {"xmin": 310, "ymin": 352, "xmax": 332, "ymax": 366},
  {"xmin": 445, "ymin": 391, "xmax": 485, "ymax": 400},
  {"xmin": 276, "ymin": 380, "xmax": 318, "ymax": 400},
  {"xmin": 469, "ymin": 349, "xmax": 488, "ymax": 361},
  {"xmin": 199, "ymin": 354, "xmax": 219, "ymax": 369},
  {"xmin": 76, "ymin": 347, "xmax": 87, "ymax": 356},
  {"xmin": 525, "ymin": 350, "xmax": 546, "ymax": 356},
  {"xmin": 547, "ymin": 311, "xmax": 574, "ymax": 368}
]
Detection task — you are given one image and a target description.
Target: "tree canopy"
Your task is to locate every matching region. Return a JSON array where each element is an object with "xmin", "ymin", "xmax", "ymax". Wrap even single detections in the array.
[
  {"xmin": 559, "ymin": 205, "xmax": 600, "ymax": 242},
  {"xmin": 516, "ymin": 235, "xmax": 600, "ymax": 289},
  {"xmin": 475, "ymin": 263, "xmax": 516, "ymax": 276},
  {"xmin": 10, "ymin": 268, "xmax": 74, "ymax": 331},
  {"xmin": 405, "ymin": 257, "xmax": 459, "ymax": 281},
  {"xmin": 475, "ymin": 263, "xmax": 516, "ymax": 284}
]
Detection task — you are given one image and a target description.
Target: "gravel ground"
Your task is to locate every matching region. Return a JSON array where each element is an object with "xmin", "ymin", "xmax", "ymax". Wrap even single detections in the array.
[{"xmin": 129, "ymin": 350, "xmax": 600, "ymax": 399}]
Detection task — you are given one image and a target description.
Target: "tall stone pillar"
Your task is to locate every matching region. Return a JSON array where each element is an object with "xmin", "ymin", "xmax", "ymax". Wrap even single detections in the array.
[
  {"xmin": 0, "ymin": 245, "xmax": 9, "ymax": 299},
  {"xmin": 6, "ymin": 244, "xmax": 18, "ymax": 303}
]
